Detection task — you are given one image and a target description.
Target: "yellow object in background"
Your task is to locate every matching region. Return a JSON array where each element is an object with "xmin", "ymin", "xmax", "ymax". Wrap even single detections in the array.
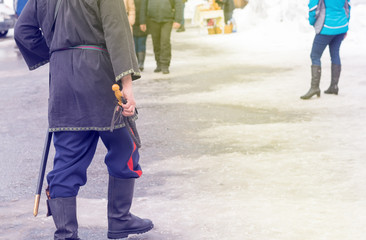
[
  {"xmin": 224, "ymin": 23, "xmax": 233, "ymax": 34},
  {"xmin": 210, "ymin": 0, "xmax": 221, "ymax": 10},
  {"xmin": 215, "ymin": 26, "xmax": 222, "ymax": 34},
  {"xmin": 234, "ymin": 0, "xmax": 248, "ymax": 9},
  {"xmin": 207, "ymin": 26, "xmax": 216, "ymax": 35}
]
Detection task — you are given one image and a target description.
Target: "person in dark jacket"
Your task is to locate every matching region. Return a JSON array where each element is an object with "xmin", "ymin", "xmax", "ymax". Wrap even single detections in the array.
[
  {"xmin": 133, "ymin": 0, "xmax": 148, "ymax": 71},
  {"xmin": 176, "ymin": 0, "xmax": 187, "ymax": 32},
  {"xmin": 217, "ymin": 0, "xmax": 235, "ymax": 24},
  {"xmin": 301, "ymin": 0, "xmax": 351, "ymax": 99},
  {"xmin": 14, "ymin": 0, "xmax": 153, "ymax": 239},
  {"xmin": 140, "ymin": 0, "xmax": 183, "ymax": 74}
]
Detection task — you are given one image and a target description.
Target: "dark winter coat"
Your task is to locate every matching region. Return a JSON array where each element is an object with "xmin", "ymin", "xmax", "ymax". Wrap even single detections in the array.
[
  {"xmin": 139, "ymin": 0, "xmax": 183, "ymax": 24},
  {"xmin": 14, "ymin": 0, "xmax": 140, "ymax": 132},
  {"xmin": 217, "ymin": 0, "xmax": 235, "ymax": 23}
]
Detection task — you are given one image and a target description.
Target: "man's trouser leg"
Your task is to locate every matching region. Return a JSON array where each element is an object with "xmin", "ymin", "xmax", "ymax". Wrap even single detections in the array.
[
  {"xmin": 159, "ymin": 21, "xmax": 173, "ymax": 71},
  {"xmin": 47, "ymin": 197, "xmax": 80, "ymax": 240},
  {"xmin": 148, "ymin": 20, "xmax": 162, "ymax": 71},
  {"xmin": 99, "ymin": 128, "xmax": 153, "ymax": 239},
  {"xmin": 46, "ymin": 131, "xmax": 99, "ymax": 240},
  {"xmin": 134, "ymin": 36, "xmax": 147, "ymax": 71}
]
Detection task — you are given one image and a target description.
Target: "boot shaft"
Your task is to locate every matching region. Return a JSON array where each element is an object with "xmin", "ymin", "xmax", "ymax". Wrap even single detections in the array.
[
  {"xmin": 47, "ymin": 197, "xmax": 80, "ymax": 240},
  {"xmin": 137, "ymin": 52, "xmax": 145, "ymax": 70},
  {"xmin": 324, "ymin": 64, "xmax": 341, "ymax": 94},
  {"xmin": 331, "ymin": 64, "xmax": 341, "ymax": 86},
  {"xmin": 108, "ymin": 176, "xmax": 135, "ymax": 229},
  {"xmin": 311, "ymin": 65, "xmax": 321, "ymax": 88},
  {"xmin": 107, "ymin": 176, "xmax": 153, "ymax": 239},
  {"xmin": 108, "ymin": 176, "xmax": 134, "ymax": 218},
  {"xmin": 300, "ymin": 65, "xmax": 321, "ymax": 99},
  {"xmin": 137, "ymin": 52, "xmax": 145, "ymax": 63}
]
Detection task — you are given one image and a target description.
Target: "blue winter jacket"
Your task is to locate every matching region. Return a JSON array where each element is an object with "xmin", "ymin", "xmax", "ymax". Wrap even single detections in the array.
[
  {"xmin": 308, "ymin": 0, "xmax": 351, "ymax": 35},
  {"xmin": 14, "ymin": 0, "xmax": 28, "ymax": 16}
]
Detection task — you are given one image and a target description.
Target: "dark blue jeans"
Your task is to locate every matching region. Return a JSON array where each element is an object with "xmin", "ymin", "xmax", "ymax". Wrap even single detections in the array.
[
  {"xmin": 133, "ymin": 36, "xmax": 147, "ymax": 53},
  {"xmin": 310, "ymin": 33, "xmax": 345, "ymax": 66}
]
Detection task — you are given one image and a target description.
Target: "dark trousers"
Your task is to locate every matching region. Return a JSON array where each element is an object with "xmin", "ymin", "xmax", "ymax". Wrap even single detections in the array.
[
  {"xmin": 46, "ymin": 128, "xmax": 142, "ymax": 199},
  {"xmin": 310, "ymin": 33, "xmax": 345, "ymax": 66},
  {"xmin": 224, "ymin": 10, "xmax": 233, "ymax": 24},
  {"xmin": 180, "ymin": 3, "xmax": 185, "ymax": 26},
  {"xmin": 147, "ymin": 20, "xmax": 173, "ymax": 68}
]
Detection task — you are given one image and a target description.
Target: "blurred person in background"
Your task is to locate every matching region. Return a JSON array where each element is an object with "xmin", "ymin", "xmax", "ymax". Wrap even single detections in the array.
[
  {"xmin": 133, "ymin": 0, "xmax": 148, "ymax": 71},
  {"xmin": 301, "ymin": 0, "xmax": 351, "ymax": 100},
  {"xmin": 140, "ymin": 0, "xmax": 183, "ymax": 74},
  {"xmin": 124, "ymin": 0, "xmax": 136, "ymax": 30},
  {"xmin": 217, "ymin": 0, "xmax": 235, "ymax": 24},
  {"xmin": 176, "ymin": 0, "xmax": 187, "ymax": 32},
  {"xmin": 14, "ymin": 0, "xmax": 153, "ymax": 239}
]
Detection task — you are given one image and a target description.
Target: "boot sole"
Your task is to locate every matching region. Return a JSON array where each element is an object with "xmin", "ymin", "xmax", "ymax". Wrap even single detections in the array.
[
  {"xmin": 300, "ymin": 91, "xmax": 320, "ymax": 100},
  {"xmin": 107, "ymin": 223, "xmax": 154, "ymax": 239},
  {"xmin": 324, "ymin": 91, "xmax": 338, "ymax": 95}
]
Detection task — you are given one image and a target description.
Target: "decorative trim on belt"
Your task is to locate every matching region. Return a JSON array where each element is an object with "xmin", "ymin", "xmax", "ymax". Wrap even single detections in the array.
[
  {"xmin": 69, "ymin": 45, "xmax": 108, "ymax": 53},
  {"xmin": 52, "ymin": 45, "xmax": 108, "ymax": 54}
]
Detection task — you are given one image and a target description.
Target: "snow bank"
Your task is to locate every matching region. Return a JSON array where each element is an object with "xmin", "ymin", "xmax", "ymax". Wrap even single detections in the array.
[{"xmin": 233, "ymin": 0, "xmax": 309, "ymax": 33}]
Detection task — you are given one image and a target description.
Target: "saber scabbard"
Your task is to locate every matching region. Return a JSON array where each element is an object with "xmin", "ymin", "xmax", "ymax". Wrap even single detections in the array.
[{"xmin": 33, "ymin": 130, "xmax": 53, "ymax": 217}]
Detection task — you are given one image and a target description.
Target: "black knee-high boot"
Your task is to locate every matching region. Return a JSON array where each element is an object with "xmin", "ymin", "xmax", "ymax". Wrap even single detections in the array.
[
  {"xmin": 107, "ymin": 176, "xmax": 153, "ymax": 239},
  {"xmin": 301, "ymin": 65, "xmax": 321, "ymax": 100},
  {"xmin": 324, "ymin": 64, "xmax": 341, "ymax": 95},
  {"xmin": 47, "ymin": 197, "xmax": 80, "ymax": 240},
  {"xmin": 137, "ymin": 52, "xmax": 145, "ymax": 71}
]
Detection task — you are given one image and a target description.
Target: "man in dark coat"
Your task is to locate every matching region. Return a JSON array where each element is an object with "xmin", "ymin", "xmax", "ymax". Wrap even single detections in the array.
[
  {"xmin": 139, "ymin": 0, "xmax": 183, "ymax": 74},
  {"xmin": 217, "ymin": 0, "xmax": 235, "ymax": 24},
  {"xmin": 14, "ymin": 0, "xmax": 153, "ymax": 239},
  {"xmin": 133, "ymin": 0, "xmax": 149, "ymax": 71}
]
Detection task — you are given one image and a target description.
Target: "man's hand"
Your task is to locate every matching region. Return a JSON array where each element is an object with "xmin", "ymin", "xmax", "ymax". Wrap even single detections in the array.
[
  {"xmin": 120, "ymin": 74, "xmax": 136, "ymax": 117},
  {"xmin": 173, "ymin": 22, "xmax": 181, "ymax": 29},
  {"xmin": 140, "ymin": 24, "xmax": 147, "ymax": 32}
]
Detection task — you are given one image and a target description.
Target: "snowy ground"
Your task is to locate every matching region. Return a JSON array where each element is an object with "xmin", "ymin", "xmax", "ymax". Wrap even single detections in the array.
[{"xmin": 1, "ymin": 1, "xmax": 366, "ymax": 240}]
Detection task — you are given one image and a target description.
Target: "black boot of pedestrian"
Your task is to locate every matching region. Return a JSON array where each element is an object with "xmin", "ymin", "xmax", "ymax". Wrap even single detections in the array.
[
  {"xmin": 47, "ymin": 197, "xmax": 80, "ymax": 240},
  {"xmin": 324, "ymin": 64, "xmax": 341, "ymax": 95},
  {"xmin": 301, "ymin": 65, "xmax": 321, "ymax": 100},
  {"xmin": 176, "ymin": 25, "xmax": 185, "ymax": 32},
  {"xmin": 137, "ymin": 52, "xmax": 145, "ymax": 71},
  {"xmin": 154, "ymin": 64, "xmax": 161, "ymax": 73},
  {"xmin": 107, "ymin": 176, "xmax": 153, "ymax": 239},
  {"xmin": 162, "ymin": 66, "xmax": 169, "ymax": 74}
]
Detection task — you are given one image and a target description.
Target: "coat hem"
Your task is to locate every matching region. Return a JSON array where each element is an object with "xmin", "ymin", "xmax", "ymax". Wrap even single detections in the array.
[
  {"xmin": 29, "ymin": 60, "xmax": 49, "ymax": 70},
  {"xmin": 49, "ymin": 123, "xmax": 125, "ymax": 132},
  {"xmin": 48, "ymin": 114, "xmax": 138, "ymax": 132}
]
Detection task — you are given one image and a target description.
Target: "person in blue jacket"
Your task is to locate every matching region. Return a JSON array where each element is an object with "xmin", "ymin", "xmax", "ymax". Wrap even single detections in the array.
[
  {"xmin": 301, "ymin": 0, "xmax": 351, "ymax": 100},
  {"xmin": 13, "ymin": 0, "xmax": 28, "ymax": 16}
]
